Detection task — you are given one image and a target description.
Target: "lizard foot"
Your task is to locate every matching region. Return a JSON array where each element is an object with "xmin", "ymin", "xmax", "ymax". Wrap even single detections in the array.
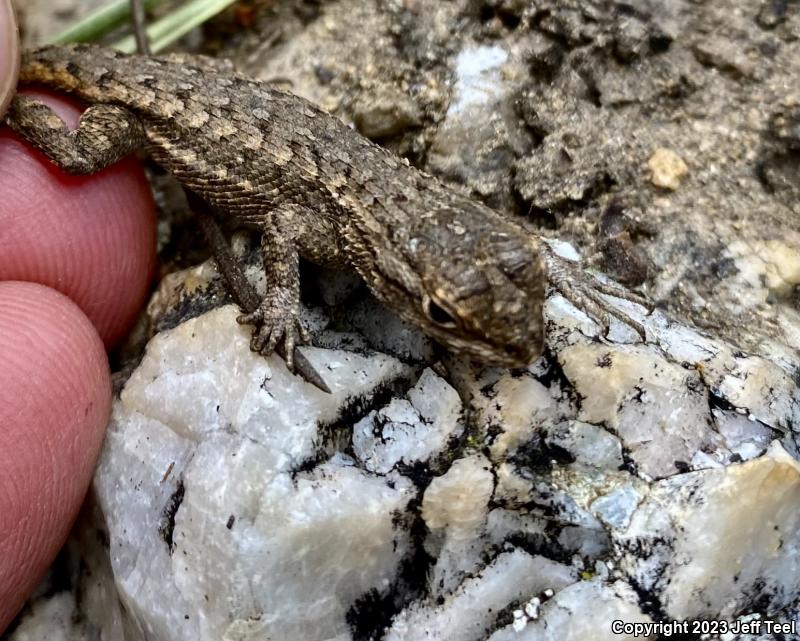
[
  {"xmin": 544, "ymin": 246, "xmax": 653, "ymax": 341},
  {"xmin": 236, "ymin": 296, "xmax": 311, "ymax": 372}
]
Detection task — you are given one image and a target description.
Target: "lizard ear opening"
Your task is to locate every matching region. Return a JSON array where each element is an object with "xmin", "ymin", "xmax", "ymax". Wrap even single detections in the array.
[{"xmin": 423, "ymin": 295, "xmax": 458, "ymax": 328}]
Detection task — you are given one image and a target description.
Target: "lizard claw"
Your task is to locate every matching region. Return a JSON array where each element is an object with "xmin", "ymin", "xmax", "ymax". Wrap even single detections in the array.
[{"xmin": 237, "ymin": 299, "xmax": 309, "ymax": 372}]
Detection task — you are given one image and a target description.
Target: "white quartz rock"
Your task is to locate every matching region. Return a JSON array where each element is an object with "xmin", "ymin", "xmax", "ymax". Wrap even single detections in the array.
[
  {"xmin": 14, "ymin": 243, "xmax": 800, "ymax": 640},
  {"xmin": 122, "ymin": 305, "xmax": 412, "ymax": 452},
  {"xmin": 659, "ymin": 327, "xmax": 799, "ymax": 435},
  {"xmin": 703, "ymin": 351, "xmax": 799, "ymax": 433},
  {"xmin": 614, "ymin": 441, "xmax": 800, "ymax": 620},
  {"xmin": 546, "ymin": 279, "xmax": 798, "ymax": 438},
  {"xmin": 590, "ymin": 483, "xmax": 643, "ymax": 530},
  {"xmin": 446, "ymin": 44, "xmax": 509, "ymax": 115},
  {"xmin": 422, "ymin": 454, "xmax": 495, "ymax": 595},
  {"xmin": 470, "ymin": 372, "xmax": 564, "ymax": 461},
  {"xmin": 6, "ymin": 593, "xmax": 82, "ymax": 641},
  {"xmin": 558, "ymin": 342, "xmax": 723, "ymax": 478},
  {"xmin": 487, "ymin": 580, "xmax": 652, "ymax": 641},
  {"xmin": 353, "ymin": 368, "xmax": 463, "ymax": 474},
  {"xmin": 422, "ymin": 454, "xmax": 494, "ymax": 537},
  {"xmin": 714, "ymin": 408, "xmax": 773, "ymax": 463},
  {"xmin": 344, "ymin": 296, "xmax": 436, "ymax": 362},
  {"xmin": 620, "ymin": 306, "xmax": 799, "ymax": 435},
  {"xmin": 385, "ymin": 550, "xmax": 576, "ymax": 641},
  {"xmin": 94, "ymin": 305, "xmax": 416, "ymax": 641},
  {"xmin": 544, "ymin": 420, "xmax": 624, "ymax": 470}
]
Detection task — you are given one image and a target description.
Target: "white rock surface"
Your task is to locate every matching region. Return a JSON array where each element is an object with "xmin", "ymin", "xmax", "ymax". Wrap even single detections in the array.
[
  {"xmin": 558, "ymin": 342, "xmax": 722, "ymax": 478},
  {"xmin": 447, "ymin": 45, "xmax": 509, "ymax": 115},
  {"xmin": 422, "ymin": 454, "xmax": 495, "ymax": 596},
  {"xmin": 545, "ymin": 420, "xmax": 624, "ymax": 469},
  {"xmin": 3, "ymin": 594, "xmax": 79, "ymax": 641},
  {"xmin": 590, "ymin": 483, "xmax": 643, "ymax": 530},
  {"xmin": 385, "ymin": 550, "xmax": 576, "ymax": 641},
  {"xmin": 614, "ymin": 441, "xmax": 800, "ymax": 620},
  {"xmin": 486, "ymin": 580, "xmax": 652, "ymax": 641},
  {"xmin": 353, "ymin": 368, "xmax": 463, "ymax": 474},
  {"xmin": 11, "ymin": 257, "xmax": 800, "ymax": 641},
  {"xmin": 94, "ymin": 306, "xmax": 416, "ymax": 641},
  {"xmin": 344, "ymin": 297, "xmax": 436, "ymax": 363}
]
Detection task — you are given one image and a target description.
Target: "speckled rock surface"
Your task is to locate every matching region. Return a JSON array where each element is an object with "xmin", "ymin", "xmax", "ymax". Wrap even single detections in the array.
[{"xmin": 6, "ymin": 0, "xmax": 800, "ymax": 640}]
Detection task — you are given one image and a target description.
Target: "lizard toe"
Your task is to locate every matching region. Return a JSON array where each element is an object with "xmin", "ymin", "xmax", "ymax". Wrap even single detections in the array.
[
  {"xmin": 260, "ymin": 326, "xmax": 284, "ymax": 358},
  {"xmin": 284, "ymin": 334, "xmax": 296, "ymax": 372},
  {"xmin": 250, "ymin": 326, "xmax": 269, "ymax": 353},
  {"xmin": 237, "ymin": 309, "xmax": 263, "ymax": 327},
  {"xmin": 544, "ymin": 247, "xmax": 650, "ymax": 342},
  {"xmin": 297, "ymin": 321, "xmax": 312, "ymax": 345}
]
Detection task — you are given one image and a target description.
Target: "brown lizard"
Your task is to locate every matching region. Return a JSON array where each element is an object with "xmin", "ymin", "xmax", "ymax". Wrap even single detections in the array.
[{"xmin": 5, "ymin": 44, "xmax": 648, "ymax": 380}]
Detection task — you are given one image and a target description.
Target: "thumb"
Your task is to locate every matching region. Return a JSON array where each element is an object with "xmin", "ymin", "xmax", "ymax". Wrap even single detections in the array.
[
  {"xmin": 0, "ymin": 0, "xmax": 20, "ymax": 118},
  {"xmin": 0, "ymin": 281, "xmax": 111, "ymax": 631}
]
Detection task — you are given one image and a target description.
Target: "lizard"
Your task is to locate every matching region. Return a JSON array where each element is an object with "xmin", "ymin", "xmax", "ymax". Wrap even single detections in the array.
[{"xmin": 5, "ymin": 43, "xmax": 649, "ymax": 378}]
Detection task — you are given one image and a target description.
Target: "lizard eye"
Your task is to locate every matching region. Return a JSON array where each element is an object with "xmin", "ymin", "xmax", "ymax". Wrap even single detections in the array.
[{"xmin": 423, "ymin": 295, "xmax": 458, "ymax": 328}]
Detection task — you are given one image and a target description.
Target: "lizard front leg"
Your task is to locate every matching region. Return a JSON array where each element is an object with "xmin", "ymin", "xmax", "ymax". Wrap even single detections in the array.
[
  {"xmin": 6, "ymin": 96, "xmax": 146, "ymax": 174},
  {"xmin": 542, "ymin": 242, "xmax": 653, "ymax": 339},
  {"xmin": 236, "ymin": 212, "xmax": 310, "ymax": 372}
]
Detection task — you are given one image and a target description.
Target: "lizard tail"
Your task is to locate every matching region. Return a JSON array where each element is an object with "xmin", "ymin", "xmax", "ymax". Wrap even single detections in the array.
[{"xmin": 19, "ymin": 44, "xmax": 130, "ymax": 102}]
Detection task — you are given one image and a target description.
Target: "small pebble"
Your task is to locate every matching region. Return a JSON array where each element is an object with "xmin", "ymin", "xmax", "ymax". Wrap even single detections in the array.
[{"xmin": 648, "ymin": 148, "xmax": 688, "ymax": 190}]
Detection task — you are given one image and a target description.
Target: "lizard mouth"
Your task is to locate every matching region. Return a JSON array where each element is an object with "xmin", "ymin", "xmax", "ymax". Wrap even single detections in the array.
[
  {"xmin": 490, "ymin": 326, "xmax": 546, "ymax": 366},
  {"xmin": 448, "ymin": 332, "xmax": 543, "ymax": 368},
  {"xmin": 494, "ymin": 343, "xmax": 542, "ymax": 367}
]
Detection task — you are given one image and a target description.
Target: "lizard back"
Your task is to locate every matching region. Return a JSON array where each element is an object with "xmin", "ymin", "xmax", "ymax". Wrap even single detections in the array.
[{"xmin": 19, "ymin": 44, "xmax": 413, "ymax": 227}]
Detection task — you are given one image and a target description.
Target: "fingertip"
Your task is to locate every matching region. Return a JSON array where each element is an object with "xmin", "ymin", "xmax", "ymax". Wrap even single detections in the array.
[
  {"xmin": 0, "ymin": 282, "xmax": 111, "ymax": 632},
  {"xmin": 0, "ymin": 92, "xmax": 157, "ymax": 347},
  {"xmin": 0, "ymin": 0, "xmax": 20, "ymax": 118}
]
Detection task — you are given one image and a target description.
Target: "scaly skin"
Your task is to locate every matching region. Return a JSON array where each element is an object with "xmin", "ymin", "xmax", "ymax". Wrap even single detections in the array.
[{"xmin": 7, "ymin": 44, "xmax": 647, "ymax": 371}]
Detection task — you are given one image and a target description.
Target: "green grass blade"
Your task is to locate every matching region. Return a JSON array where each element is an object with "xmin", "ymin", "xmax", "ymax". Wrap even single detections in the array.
[
  {"xmin": 113, "ymin": 0, "xmax": 240, "ymax": 53},
  {"xmin": 50, "ymin": 0, "xmax": 164, "ymax": 44}
]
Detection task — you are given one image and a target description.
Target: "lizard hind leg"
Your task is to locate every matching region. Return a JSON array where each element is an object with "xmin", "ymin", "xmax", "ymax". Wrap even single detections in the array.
[
  {"xmin": 6, "ymin": 96, "xmax": 146, "ymax": 175},
  {"xmin": 543, "ymin": 245, "xmax": 651, "ymax": 341}
]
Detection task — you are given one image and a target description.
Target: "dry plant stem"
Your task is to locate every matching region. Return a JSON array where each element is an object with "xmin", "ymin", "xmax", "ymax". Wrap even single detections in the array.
[{"xmin": 129, "ymin": 0, "xmax": 151, "ymax": 55}]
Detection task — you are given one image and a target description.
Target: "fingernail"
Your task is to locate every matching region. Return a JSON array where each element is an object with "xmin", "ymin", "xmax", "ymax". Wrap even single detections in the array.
[{"xmin": 0, "ymin": 0, "xmax": 20, "ymax": 118}]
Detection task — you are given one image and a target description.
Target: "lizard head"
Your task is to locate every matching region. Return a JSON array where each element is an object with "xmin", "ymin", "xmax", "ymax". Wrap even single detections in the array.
[{"xmin": 365, "ymin": 200, "xmax": 547, "ymax": 367}]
